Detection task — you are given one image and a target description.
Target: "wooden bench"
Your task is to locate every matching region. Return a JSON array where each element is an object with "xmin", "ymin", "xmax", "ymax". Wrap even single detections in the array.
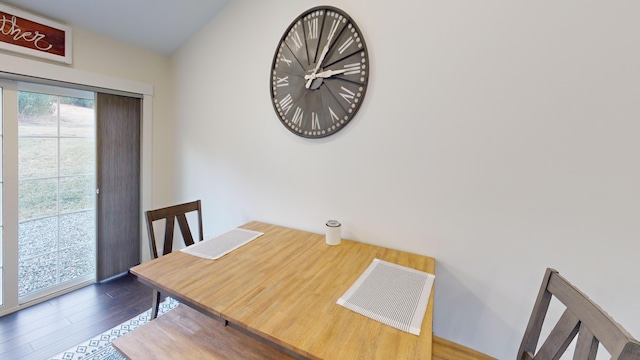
[
  {"xmin": 433, "ymin": 336, "xmax": 496, "ymax": 360},
  {"xmin": 113, "ymin": 303, "xmax": 494, "ymax": 360},
  {"xmin": 112, "ymin": 304, "xmax": 295, "ymax": 359}
]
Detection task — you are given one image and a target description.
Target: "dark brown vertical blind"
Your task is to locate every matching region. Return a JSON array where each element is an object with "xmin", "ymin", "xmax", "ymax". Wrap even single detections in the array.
[{"xmin": 96, "ymin": 93, "xmax": 141, "ymax": 281}]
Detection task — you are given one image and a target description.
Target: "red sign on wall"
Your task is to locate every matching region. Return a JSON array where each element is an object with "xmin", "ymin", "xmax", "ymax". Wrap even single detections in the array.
[{"xmin": 0, "ymin": 4, "xmax": 72, "ymax": 64}]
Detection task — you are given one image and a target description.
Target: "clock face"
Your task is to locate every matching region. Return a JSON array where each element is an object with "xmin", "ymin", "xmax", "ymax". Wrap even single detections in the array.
[{"xmin": 270, "ymin": 6, "xmax": 369, "ymax": 138}]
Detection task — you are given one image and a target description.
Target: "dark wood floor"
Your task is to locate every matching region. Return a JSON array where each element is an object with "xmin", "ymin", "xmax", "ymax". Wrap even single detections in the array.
[{"xmin": 0, "ymin": 273, "xmax": 154, "ymax": 360}]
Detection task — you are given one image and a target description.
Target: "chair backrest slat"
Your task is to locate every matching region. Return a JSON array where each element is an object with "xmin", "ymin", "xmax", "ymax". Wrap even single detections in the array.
[
  {"xmin": 176, "ymin": 214, "xmax": 195, "ymax": 247},
  {"xmin": 573, "ymin": 327, "xmax": 599, "ymax": 360},
  {"xmin": 517, "ymin": 268, "xmax": 640, "ymax": 360},
  {"xmin": 162, "ymin": 215, "xmax": 176, "ymax": 256},
  {"xmin": 520, "ymin": 269, "xmax": 556, "ymax": 358},
  {"xmin": 535, "ymin": 309, "xmax": 580, "ymax": 359},
  {"xmin": 145, "ymin": 200, "xmax": 203, "ymax": 259}
]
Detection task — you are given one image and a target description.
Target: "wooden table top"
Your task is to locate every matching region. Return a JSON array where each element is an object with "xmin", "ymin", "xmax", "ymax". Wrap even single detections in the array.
[{"xmin": 130, "ymin": 221, "xmax": 436, "ymax": 360}]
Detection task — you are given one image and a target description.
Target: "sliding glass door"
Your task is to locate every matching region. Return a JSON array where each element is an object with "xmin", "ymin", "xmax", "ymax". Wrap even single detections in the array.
[
  {"xmin": 18, "ymin": 85, "xmax": 96, "ymax": 303},
  {"xmin": 1, "ymin": 81, "xmax": 97, "ymax": 309}
]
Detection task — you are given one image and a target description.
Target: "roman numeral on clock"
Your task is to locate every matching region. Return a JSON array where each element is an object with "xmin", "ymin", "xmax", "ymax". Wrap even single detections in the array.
[
  {"xmin": 292, "ymin": 30, "xmax": 303, "ymax": 50},
  {"xmin": 307, "ymin": 18, "xmax": 319, "ymax": 40},
  {"xmin": 338, "ymin": 37, "xmax": 354, "ymax": 54},
  {"xmin": 311, "ymin": 112, "xmax": 320, "ymax": 130},
  {"xmin": 280, "ymin": 54, "xmax": 293, "ymax": 66},
  {"xmin": 327, "ymin": 19, "xmax": 340, "ymax": 42},
  {"xmin": 328, "ymin": 107, "xmax": 340, "ymax": 123},
  {"xmin": 339, "ymin": 86, "xmax": 355, "ymax": 104},
  {"xmin": 279, "ymin": 94, "xmax": 294, "ymax": 115},
  {"xmin": 292, "ymin": 107, "xmax": 304, "ymax": 126},
  {"xmin": 276, "ymin": 76, "xmax": 289, "ymax": 87},
  {"xmin": 343, "ymin": 63, "xmax": 361, "ymax": 75}
]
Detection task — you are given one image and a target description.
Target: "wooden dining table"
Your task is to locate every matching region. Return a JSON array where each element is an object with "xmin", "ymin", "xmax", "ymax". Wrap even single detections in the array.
[{"xmin": 129, "ymin": 221, "xmax": 436, "ymax": 359}]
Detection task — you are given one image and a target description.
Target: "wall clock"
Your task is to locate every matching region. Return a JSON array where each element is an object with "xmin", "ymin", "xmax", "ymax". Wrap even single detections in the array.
[{"xmin": 270, "ymin": 6, "xmax": 369, "ymax": 138}]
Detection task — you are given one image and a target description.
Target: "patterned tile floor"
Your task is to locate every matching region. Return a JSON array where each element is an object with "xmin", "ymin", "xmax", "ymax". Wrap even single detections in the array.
[{"xmin": 48, "ymin": 298, "xmax": 179, "ymax": 360}]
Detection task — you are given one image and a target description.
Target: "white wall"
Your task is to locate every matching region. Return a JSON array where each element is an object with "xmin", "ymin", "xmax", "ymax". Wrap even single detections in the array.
[{"xmin": 169, "ymin": 0, "xmax": 640, "ymax": 358}]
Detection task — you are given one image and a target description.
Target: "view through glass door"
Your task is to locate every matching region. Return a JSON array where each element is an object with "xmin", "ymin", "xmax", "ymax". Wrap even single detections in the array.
[{"xmin": 17, "ymin": 85, "xmax": 96, "ymax": 303}]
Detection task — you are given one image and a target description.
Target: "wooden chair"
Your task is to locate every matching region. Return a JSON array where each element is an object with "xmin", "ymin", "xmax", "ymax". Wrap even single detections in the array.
[
  {"xmin": 517, "ymin": 268, "xmax": 640, "ymax": 360},
  {"xmin": 145, "ymin": 200, "xmax": 203, "ymax": 318}
]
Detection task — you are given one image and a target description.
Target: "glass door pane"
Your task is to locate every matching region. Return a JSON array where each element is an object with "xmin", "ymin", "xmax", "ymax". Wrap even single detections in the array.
[{"xmin": 17, "ymin": 89, "xmax": 96, "ymax": 303}]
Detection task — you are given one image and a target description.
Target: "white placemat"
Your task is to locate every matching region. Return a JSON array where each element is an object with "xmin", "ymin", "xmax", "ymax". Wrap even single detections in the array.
[
  {"xmin": 337, "ymin": 258, "xmax": 435, "ymax": 335},
  {"xmin": 180, "ymin": 228, "xmax": 264, "ymax": 260}
]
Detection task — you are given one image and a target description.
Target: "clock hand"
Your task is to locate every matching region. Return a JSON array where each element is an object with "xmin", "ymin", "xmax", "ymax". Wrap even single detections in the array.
[
  {"xmin": 305, "ymin": 48, "xmax": 328, "ymax": 88},
  {"xmin": 314, "ymin": 68, "xmax": 349, "ymax": 78},
  {"xmin": 304, "ymin": 68, "xmax": 348, "ymax": 80},
  {"xmin": 314, "ymin": 44, "xmax": 330, "ymax": 72},
  {"xmin": 304, "ymin": 75, "xmax": 316, "ymax": 88},
  {"xmin": 305, "ymin": 34, "xmax": 335, "ymax": 88}
]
